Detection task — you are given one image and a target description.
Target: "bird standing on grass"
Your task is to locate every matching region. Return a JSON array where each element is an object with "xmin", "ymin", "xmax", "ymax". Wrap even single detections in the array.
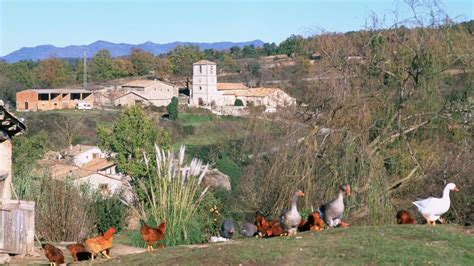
[
  {"xmin": 281, "ymin": 190, "xmax": 305, "ymax": 236},
  {"xmin": 221, "ymin": 220, "xmax": 235, "ymax": 239},
  {"xmin": 396, "ymin": 210, "xmax": 415, "ymax": 224},
  {"xmin": 240, "ymin": 222, "xmax": 258, "ymax": 237},
  {"xmin": 319, "ymin": 184, "xmax": 351, "ymax": 228},
  {"xmin": 42, "ymin": 243, "xmax": 65, "ymax": 266},
  {"xmin": 140, "ymin": 219, "xmax": 166, "ymax": 251},
  {"xmin": 412, "ymin": 183, "xmax": 459, "ymax": 226}
]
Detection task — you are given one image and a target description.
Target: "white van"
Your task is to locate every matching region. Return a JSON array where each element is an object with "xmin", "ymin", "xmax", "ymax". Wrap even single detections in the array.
[{"xmin": 76, "ymin": 101, "xmax": 93, "ymax": 110}]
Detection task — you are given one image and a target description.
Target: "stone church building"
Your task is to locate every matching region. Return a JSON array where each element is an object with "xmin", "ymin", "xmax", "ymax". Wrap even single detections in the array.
[{"xmin": 189, "ymin": 60, "xmax": 296, "ymax": 109}]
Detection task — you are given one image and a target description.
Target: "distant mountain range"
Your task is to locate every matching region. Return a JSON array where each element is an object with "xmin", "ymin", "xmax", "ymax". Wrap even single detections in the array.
[{"xmin": 0, "ymin": 40, "xmax": 265, "ymax": 63}]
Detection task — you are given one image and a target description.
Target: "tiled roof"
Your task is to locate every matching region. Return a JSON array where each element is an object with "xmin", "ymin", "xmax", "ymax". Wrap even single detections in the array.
[
  {"xmin": 234, "ymin": 88, "xmax": 282, "ymax": 97},
  {"xmin": 38, "ymin": 159, "xmax": 121, "ymax": 180},
  {"xmin": 81, "ymin": 158, "xmax": 115, "ymax": 171},
  {"xmin": 217, "ymin": 83, "xmax": 248, "ymax": 91},
  {"xmin": 0, "ymin": 100, "xmax": 26, "ymax": 138},
  {"xmin": 115, "ymin": 91, "xmax": 169, "ymax": 101},
  {"xmin": 22, "ymin": 89, "xmax": 91, "ymax": 94},
  {"xmin": 122, "ymin": 80, "xmax": 156, "ymax": 88},
  {"xmin": 49, "ymin": 163, "xmax": 78, "ymax": 179},
  {"xmin": 64, "ymin": 145, "xmax": 97, "ymax": 156},
  {"xmin": 193, "ymin": 60, "xmax": 216, "ymax": 65}
]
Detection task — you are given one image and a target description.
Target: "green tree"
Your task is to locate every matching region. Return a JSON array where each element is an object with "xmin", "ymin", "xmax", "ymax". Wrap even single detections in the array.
[
  {"xmin": 97, "ymin": 106, "xmax": 170, "ymax": 180},
  {"xmin": 230, "ymin": 46, "xmax": 241, "ymax": 59},
  {"xmin": 90, "ymin": 49, "xmax": 114, "ymax": 81},
  {"xmin": 75, "ymin": 59, "xmax": 91, "ymax": 83},
  {"xmin": 168, "ymin": 46, "xmax": 202, "ymax": 77},
  {"xmin": 241, "ymin": 45, "xmax": 257, "ymax": 58},
  {"xmin": 12, "ymin": 133, "xmax": 47, "ymax": 199},
  {"xmin": 167, "ymin": 96, "xmax": 179, "ymax": 120},
  {"xmin": 130, "ymin": 48, "xmax": 155, "ymax": 76},
  {"xmin": 0, "ymin": 62, "xmax": 22, "ymax": 106},
  {"xmin": 262, "ymin": 42, "xmax": 278, "ymax": 56},
  {"xmin": 6, "ymin": 60, "xmax": 37, "ymax": 88},
  {"xmin": 279, "ymin": 35, "xmax": 306, "ymax": 56}
]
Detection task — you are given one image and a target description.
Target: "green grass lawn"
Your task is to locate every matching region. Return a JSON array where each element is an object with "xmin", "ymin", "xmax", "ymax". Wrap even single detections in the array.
[{"xmin": 97, "ymin": 225, "xmax": 473, "ymax": 265}]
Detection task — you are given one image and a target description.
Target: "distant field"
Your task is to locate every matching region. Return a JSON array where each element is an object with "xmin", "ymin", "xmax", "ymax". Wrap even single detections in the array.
[
  {"xmin": 175, "ymin": 113, "xmax": 247, "ymax": 147},
  {"xmin": 97, "ymin": 225, "xmax": 473, "ymax": 265}
]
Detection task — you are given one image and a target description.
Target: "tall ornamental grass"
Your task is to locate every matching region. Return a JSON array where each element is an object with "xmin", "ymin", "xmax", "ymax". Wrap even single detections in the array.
[{"xmin": 133, "ymin": 144, "xmax": 210, "ymax": 246}]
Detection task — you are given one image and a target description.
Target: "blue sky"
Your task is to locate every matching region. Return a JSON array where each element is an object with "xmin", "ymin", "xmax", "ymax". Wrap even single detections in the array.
[{"xmin": 0, "ymin": 0, "xmax": 472, "ymax": 56}]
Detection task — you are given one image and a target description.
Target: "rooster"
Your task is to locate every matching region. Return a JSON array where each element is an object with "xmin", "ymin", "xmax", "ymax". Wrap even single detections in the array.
[
  {"xmin": 85, "ymin": 227, "xmax": 116, "ymax": 260},
  {"xmin": 140, "ymin": 219, "xmax": 166, "ymax": 251},
  {"xmin": 42, "ymin": 243, "xmax": 65, "ymax": 266},
  {"xmin": 266, "ymin": 221, "xmax": 287, "ymax": 237},
  {"xmin": 308, "ymin": 211, "xmax": 325, "ymax": 230},
  {"xmin": 396, "ymin": 210, "xmax": 416, "ymax": 224},
  {"xmin": 66, "ymin": 242, "xmax": 91, "ymax": 262},
  {"xmin": 254, "ymin": 211, "xmax": 269, "ymax": 237}
]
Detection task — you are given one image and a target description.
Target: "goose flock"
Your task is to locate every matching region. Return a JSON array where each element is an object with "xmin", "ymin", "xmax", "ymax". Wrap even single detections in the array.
[{"xmin": 219, "ymin": 182, "xmax": 460, "ymax": 240}]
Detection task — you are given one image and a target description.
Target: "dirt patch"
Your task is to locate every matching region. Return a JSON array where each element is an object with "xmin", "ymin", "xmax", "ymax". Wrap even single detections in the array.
[{"xmin": 8, "ymin": 244, "xmax": 146, "ymax": 265}]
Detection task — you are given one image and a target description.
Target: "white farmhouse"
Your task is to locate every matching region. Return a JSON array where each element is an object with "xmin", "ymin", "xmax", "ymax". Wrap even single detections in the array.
[{"xmin": 63, "ymin": 145, "xmax": 106, "ymax": 167}]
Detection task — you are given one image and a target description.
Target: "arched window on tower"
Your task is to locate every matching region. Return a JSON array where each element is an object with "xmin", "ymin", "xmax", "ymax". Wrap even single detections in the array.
[{"xmin": 199, "ymin": 65, "xmax": 202, "ymax": 74}]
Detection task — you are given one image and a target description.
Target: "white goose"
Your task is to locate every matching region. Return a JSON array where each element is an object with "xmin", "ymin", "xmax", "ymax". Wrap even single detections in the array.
[{"xmin": 412, "ymin": 183, "xmax": 459, "ymax": 225}]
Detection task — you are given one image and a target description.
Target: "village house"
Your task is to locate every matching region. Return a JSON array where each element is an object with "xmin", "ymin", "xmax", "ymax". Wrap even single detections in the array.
[
  {"xmin": 16, "ymin": 88, "xmax": 93, "ymax": 111},
  {"xmin": 36, "ymin": 145, "xmax": 130, "ymax": 198},
  {"xmin": 114, "ymin": 79, "xmax": 179, "ymax": 107},
  {"xmin": 37, "ymin": 160, "xmax": 128, "ymax": 197},
  {"xmin": 62, "ymin": 144, "xmax": 107, "ymax": 167},
  {"xmin": 189, "ymin": 60, "xmax": 296, "ymax": 111}
]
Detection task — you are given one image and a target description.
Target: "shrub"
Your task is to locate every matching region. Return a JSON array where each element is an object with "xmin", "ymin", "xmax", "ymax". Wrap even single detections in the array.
[
  {"xmin": 197, "ymin": 191, "xmax": 225, "ymax": 239},
  {"xmin": 33, "ymin": 176, "xmax": 97, "ymax": 242},
  {"xmin": 234, "ymin": 99, "xmax": 244, "ymax": 106},
  {"xmin": 93, "ymin": 194, "xmax": 129, "ymax": 234},
  {"xmin": 167, "ymin": 96, "xmax": 179, "ymax": 120}
]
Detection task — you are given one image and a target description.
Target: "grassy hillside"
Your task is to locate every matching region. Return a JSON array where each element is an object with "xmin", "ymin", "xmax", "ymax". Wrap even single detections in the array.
[{"xmin": 99, "ymin": 225, "xmax": 473, "ymax": 265}]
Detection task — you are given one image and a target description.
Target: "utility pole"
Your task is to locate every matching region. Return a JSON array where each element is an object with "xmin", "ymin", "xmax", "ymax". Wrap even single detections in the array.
[{"xmin": 83, "ymin": 51, "xmax": 87, "ymax": 90}]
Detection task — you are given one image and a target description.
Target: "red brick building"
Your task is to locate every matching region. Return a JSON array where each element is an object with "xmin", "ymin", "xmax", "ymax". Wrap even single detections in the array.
[{"xmin": 16, "ymin": 89, "xmax": 93, "ymax": 111}]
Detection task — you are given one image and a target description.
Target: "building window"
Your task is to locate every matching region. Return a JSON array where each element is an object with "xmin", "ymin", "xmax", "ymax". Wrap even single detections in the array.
[
  {"xmin": 199, "ymin": 86, "xmax": 202, "ymax": 91},
  {"xmin": 199, "ymin": 65, "xmax": 202, "ymax": 73},
  {"xmin": 71, "ymin": 93, "xmax": 81, "ymax": 100},
  {"xmin": 210, "ymin": 66, "xmax": 214, "ymax": 74},
  {"xmin": 38, "ymin": 94, "xmax": 49, "ymax": 101},
  {"xmin": 25, "ymin": 102, "xmax": 28, "ymax": 110}
]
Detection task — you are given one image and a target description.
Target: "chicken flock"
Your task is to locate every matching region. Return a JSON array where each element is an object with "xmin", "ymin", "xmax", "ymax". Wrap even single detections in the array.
[{"xmin": 42, "ymin": 182, "xmax": 459, "ymax": 264}]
